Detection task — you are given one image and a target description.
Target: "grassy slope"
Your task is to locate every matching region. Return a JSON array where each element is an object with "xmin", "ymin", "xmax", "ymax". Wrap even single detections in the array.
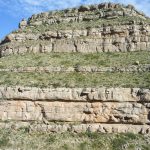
[
  {"xmin": 0, "ymin": 51, "xmax": 149, "ymax": 68},
  {"xmin": 0, "ymin": 51, "xmax": 149, "ymax": 88},
  {"xmin": 0, "ymin": 72, "xmax": 149, "ymax": 88},
  {"xmin": 0, "ymin": 128, "xmax": 149, "ymax": 150}
]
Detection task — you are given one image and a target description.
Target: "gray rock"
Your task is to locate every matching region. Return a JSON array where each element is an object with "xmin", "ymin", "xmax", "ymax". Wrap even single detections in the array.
[{"xmin": 19, "ymin": 19, "xmax": 27, "ymax": 29}]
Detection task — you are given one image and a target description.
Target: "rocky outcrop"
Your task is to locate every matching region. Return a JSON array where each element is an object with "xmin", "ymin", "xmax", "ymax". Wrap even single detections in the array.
[
  {"xmin": 1, "ymin": 99, "xmax": 150, "ymax": 124},
  {"xmin": 0, "ymin": 3, "xmax": 150, "ymax": 134},
  {"xmin": 27, "ymin": 3, "xmax": 147, "ymax": 26},
  {"xmin": 0, "ymin": 87, "xmax": 149, "ymax": 133},
  {"xmin": 1, "ymin": 23, "xmax": 150, "ymax": 56},
  {"xmin": 19, "ymin": 19, "xmax": 28, "ymax": 29},
  {"xmin": 0, "ymin": 2, "xmax": 150, "ymax": 56},
  {"xmin": 0, "ymin": 87, "xmax": 150, "ymax": 102},
  {"xmin": 0, "ymin": 122, "xmax": 150, "ymax": 134},
  {"xmin": 0, "ymin": 64, "xmax": 149, "ymax": 73},
  {"xmin": 0, "ymin": 64, "xmax": 150, "ymax": 73}
]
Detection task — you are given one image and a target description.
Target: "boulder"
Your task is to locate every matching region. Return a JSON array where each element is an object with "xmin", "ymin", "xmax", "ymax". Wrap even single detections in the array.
[{"xmin": 19, "ymin": 19, "xmax": 27, "ymax": 29}]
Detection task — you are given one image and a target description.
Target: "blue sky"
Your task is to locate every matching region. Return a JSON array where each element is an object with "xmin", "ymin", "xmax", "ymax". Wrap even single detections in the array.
[{"xmin": 0, "ymin": 0, "xmax": 150, "ymax": 40}]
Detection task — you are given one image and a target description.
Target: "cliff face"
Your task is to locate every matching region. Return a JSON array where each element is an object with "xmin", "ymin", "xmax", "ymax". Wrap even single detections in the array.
[
  {"xmin": 0, "ymin": 87, "xmax": 150, "ymax": 133},
  {"xmin": 0, "ymin": 3, "xmax": 150, "ymax": 56}
]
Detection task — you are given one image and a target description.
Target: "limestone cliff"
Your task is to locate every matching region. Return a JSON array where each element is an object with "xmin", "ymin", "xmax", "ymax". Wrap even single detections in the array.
[
  {"xmin": 0, "ymin": 87, "xmax": 150, "ymax": 133},
  {"xmin": 0, "ymin": 2, "xmax": 150, "ymax": 56}
]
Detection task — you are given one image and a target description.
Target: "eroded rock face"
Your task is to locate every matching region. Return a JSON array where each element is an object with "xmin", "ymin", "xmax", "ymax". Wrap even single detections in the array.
[
  {"xmin": 1, "ymin": 24, "xmax": 150, "ymax": 55},
  {"xmin": 0, "ymin": 87, "xmax": 150, "ymax": 102},
  {"xmin": 0, "ymin": 122, "xmax": 149, "ymax": 134},
  {"xmin": 0, "ymin": 87, "xmax": 150, "ymax": 126},
  {"xmin": 0, "ymin": 2, "xmax": 150, "ymax": 56},
  {"xmin": 0, "ymin": 3, "xmax": 150, "ymax": 134},
  {"xmin": 0, "ymin": 87, "xmax": 149, "ymax": 133},
  {"xmin": 19, "ymin": 19, "xmax": 27, "ymax": 29},
  {"xmin": 0, "ymin": 100, "xmax": 149, "ymax": 124}
]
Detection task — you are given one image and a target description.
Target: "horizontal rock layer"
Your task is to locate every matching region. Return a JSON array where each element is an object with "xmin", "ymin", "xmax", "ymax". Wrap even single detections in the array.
[
  {"xmin": 28, "ymin": 3, "xmax": 146, "ymax": 27},
  {"xmin": 0, "ymin": 64, "xmax": 149, "ymax": 73},
  {"xmin": 1, "ymin": 23, "xmax": 150, "ymax": 56},
  {"xmin": 0, "ymin": 122, "xmax": 150, "ymax": 134},
  {"xmin": 0, "ymin": 87, "xmax": 150, "ymax": 102},
  {"xmin": 0, "ymin": 100, "xmax": 149, "ymax": 124},
  {"xmin": 1, "ymin": 2, "xmax": 150, "ymax": 56},
  {"xmin": 0, "ymin": 87, "xmax": 149, "ymax": 133}
]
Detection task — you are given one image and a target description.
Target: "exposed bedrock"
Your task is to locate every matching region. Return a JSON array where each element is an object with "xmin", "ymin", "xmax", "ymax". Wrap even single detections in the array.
[
  {"xmin": 1, "ymin": 24, "xmax": 150, "ymax": 56},
  {"xmin": 0, "ymin": 2, "xmax": 150, "ymax": 56},
  {"xmin": 0, "ymin": 2, "xmax": 150, "ymax": 134},
  {"xmin": 0, "ymin": 87, "xmax": 150, "ymax": 102},
  {"xmin": 0, "ymin": 87, "xmax": 150, "ymax": 127},
  {"xmin": 0, "ymin": 100, "xmax": 149, "ymax": 124},
  {"xmin": 0, "ymin": 122, "xmax": 150, "ymax": 134},
  {"xmin": 0, "ymin": 64, "xmax": 149, "ymax": 73}
]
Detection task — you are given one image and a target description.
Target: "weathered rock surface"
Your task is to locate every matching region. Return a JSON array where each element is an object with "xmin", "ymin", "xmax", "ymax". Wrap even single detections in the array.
[
  {"xmin": 0, "ymin": 87, "xmax": 150, "ymax": 102},
  {"xmin": 0, "ymin": 87, "xmax": 149, "ymax": 129},
  {"xmin": 0, "ymin": 100, "xmax": 149, "ymax": 124},
  {"xmin": 0, "ymin": 122, "xmax": 149, "ymax": 134},
  {"xmin": 0, "ymin": 2, "xmax": 150, "ymax": 56},
  {"xmin": 19, "ymin": 19, "xmax": 28, "ymax": 29},
  {"xmin": 27, "ymin": 3, "xmax": 147, "ymax": 26},
  {"xmin": 0, "ymin": 64, "xmax": 149, "ymax": 73}
]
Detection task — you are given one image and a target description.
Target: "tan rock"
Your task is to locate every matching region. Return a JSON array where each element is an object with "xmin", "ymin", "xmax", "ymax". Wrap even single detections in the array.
[
  {"xmin": 54, "ymin": 39, "xmax": 76, "ymax": 52},
  {"xmin": 0, "ymin": 99, "xmax": 149, "ymax": 124},
  {"xmin": 19, "ymin": 19, "xmax": 27, "ymax": 29}
]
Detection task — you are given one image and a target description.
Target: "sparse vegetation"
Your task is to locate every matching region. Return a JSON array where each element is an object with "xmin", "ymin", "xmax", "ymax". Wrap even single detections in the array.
[
  {"xmin": 0, "ymin": 72, "xmax": 149, "ymax": 88},
  {"xmin": 0, "ymin": 51, "xmax": 149, "ymax": 68},
  {"xmin": 0, "ymin": 129, "xmax": 149, "ymax": 150},
  {"xmin": 0, "ymin": 51, "xmax": 149, "ymax": 88},
  {"xmin": 25, "ymin": 16, "xmax": 150, "ymax": 34}
]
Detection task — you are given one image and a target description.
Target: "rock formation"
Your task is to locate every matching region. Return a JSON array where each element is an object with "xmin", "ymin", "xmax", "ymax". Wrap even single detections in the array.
[
  {"xmin": 0, "ymin": 2, "xmax": 150, "ymax": 134},
  {"xmin": 0, "ymin": 64, "xmax": 149, "ymax": 73},
  {"xmin": 0, "ymin": 2, "xmax": 150, "ymax": 56},
  {"xmin": 0, "ymin": 87, "xmax": 150, "ymax": 133}
]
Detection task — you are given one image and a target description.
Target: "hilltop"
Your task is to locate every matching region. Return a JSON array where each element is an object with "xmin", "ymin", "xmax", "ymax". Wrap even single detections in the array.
[{"xmin": 0, "ymin": 2, "xmax": 150, "ymax": 56}]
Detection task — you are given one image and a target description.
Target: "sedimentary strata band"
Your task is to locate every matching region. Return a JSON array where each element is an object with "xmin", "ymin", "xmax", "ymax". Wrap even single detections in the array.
[
  {"xmin": 0, "ymin": 87, "xmax": 149, "ymax": 127},
  {"xmin": 0, "ymin": 100, "xmax": 149, "ymax": 124},
  {"xmin": 0, "ymin": 64, "xmax": 149, "ymax": 73},
  {"xmin": 0, "ymin": 87, "xmax": 150, "ymax": 102},
  {"xmin": 0, "ymin": 122, "xmax": 149, "ymax": 134}
]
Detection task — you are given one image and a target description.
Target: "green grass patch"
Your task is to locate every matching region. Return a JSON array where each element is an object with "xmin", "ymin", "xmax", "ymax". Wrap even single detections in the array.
[
  {"xmin": 0, "ymin": 51, "xmax": 149, "ymax": 68},
  {"xmin": 0, "ymin": 129, "xmax": 149, "ymax": 150},
  {"xmin": 0, "ymin": 72, "xmax": 149, "ymax": 88}
]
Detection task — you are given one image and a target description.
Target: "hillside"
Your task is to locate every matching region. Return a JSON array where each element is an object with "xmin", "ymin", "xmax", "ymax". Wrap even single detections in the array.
[
  {"xmin": 0, "ymin": 3, "xmax": 150, "ymax": 56},
  {"xmin": 0, "ymin": 2, "xmax": 150, "ymax": 149}
]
